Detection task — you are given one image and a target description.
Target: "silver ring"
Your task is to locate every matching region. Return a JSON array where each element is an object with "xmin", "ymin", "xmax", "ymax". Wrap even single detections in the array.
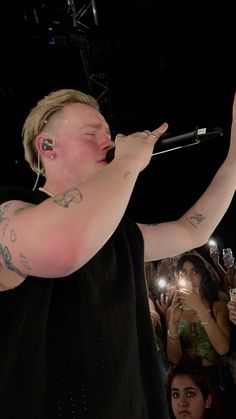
[{"xmin": 143, "ymin": 130, "xmax": 151, "ymax": 137}]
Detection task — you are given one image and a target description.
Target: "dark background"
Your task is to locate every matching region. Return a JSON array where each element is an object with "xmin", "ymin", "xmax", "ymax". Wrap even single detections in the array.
[{"xmin": 0, "ymin": 1, "xmax": 235, "ymax": 259}]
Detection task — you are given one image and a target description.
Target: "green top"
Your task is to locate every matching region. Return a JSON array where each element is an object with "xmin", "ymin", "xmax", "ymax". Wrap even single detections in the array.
[{"xmin": 178, "ymin": 320, "xmax": 219, "ymax": 364}]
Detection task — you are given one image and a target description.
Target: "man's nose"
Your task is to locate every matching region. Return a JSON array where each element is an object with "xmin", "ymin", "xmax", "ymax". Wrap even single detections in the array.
[
  {"xmin": 100, "ymin": 135, "xmax": 115, "ymax": 150},
  {"xmin": 100, "ymin": 136, "xmax": 115, "ymax": 163}
]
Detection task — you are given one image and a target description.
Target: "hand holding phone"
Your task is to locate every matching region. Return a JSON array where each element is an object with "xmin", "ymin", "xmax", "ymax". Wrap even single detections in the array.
[{"xmin": 229, "ymin": 288, "xmax": 236, "ymax": 303}]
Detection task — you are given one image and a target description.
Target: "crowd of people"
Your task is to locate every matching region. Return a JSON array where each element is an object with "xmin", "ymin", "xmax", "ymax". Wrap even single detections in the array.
[
  {"xmin": 0, "ymin": 88, "xmax": 235, "ymax": 418},
  {"xmin": 146, "ymin": 243, "xmax": 236, "ymax": 417}
]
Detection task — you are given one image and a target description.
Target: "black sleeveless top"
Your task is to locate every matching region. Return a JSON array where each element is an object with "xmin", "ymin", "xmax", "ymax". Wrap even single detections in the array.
[{"xmin": 0, "ymin": 186, "xmax": 169, "ymax": 419}]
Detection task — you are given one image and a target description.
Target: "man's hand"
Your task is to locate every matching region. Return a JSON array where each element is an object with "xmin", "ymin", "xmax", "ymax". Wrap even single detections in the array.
[{"xmin": 114, "ymin": 123, "xmax": 168, "ymax": 172}]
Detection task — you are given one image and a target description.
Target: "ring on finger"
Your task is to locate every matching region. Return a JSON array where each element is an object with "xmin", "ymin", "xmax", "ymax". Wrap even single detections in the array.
[{"xmin": 143, "ymin": 130, "xmax": 151, "ymax": 137}]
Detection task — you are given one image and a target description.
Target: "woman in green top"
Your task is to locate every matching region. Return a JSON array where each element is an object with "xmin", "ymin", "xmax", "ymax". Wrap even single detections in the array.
[{"xmin": 166, "ymin": 252, "xmax": 235, "ymax": 405}]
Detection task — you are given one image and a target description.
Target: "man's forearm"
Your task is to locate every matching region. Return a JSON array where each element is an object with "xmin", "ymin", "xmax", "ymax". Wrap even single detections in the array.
[{"xmin": 180, "ymin": 160, "xmax": 236, "ymax": 246}]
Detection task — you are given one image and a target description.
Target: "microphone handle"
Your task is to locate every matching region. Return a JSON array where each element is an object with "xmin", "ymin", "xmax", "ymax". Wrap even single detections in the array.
[
  {"xmin": 160, "ymin": 129, "xmax": 198, "ymax": 145},
  {"xmin": 106, "ymin": 127, "xmax": 223, "ymax": 161},
  {"xmin": 153, "ymin": 127, "xmax": 223, "ymax": 155}
]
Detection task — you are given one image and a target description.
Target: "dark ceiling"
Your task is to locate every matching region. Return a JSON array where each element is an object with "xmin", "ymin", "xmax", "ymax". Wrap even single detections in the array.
[{"xmin": 0, "ymin": 0, "xmax": 235, "ymax": 256}]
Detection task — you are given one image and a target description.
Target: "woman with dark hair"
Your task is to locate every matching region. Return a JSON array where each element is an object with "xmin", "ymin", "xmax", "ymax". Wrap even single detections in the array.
[
  {"xmin": 166, "ymin": 252, "xmax": 235, "ymax": 404},
  {"xmin": 167, "ymin": 357, "xmax": 229, "ymax": 419}
]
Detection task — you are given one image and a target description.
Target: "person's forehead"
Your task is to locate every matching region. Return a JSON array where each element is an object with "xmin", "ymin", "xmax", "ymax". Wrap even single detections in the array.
[
  {"xmin": 63, "ymin": 102, "xmax": 107, "ymax": 125},
  {"xmin": 180, "ymin": 262, "xmax": 194, "ymax": 271},
  {"xmin": 172, "ymin": 374, "xmax": 196, "ymax": 389},
  {"xmin": 182, "ymin": 261, "xmax": 194, "ymax": 268}
]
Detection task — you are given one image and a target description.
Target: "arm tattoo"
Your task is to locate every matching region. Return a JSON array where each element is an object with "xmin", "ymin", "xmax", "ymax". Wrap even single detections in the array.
[
  {"xmin": 10, "ymin": 229, "xmax": 17, "ymax": 242},
  {"xmin": 0, "ymin": 244, "xmax": 25, "ymax": 277},
  {"xmin": 1, "ymin": 203, "xmax": 33, "ymax": 236},
  {"xmin": 19, "ymin": 253, "xmax": 31, "ymax": 272},
  {"xmin": 186, "ymin": 212, "xmax": 206, "ymax": 229},
  {"xmin": 53, "ymin": 187, "xmax": 83, "ymax": 208},
  {"xmin": 0, "ymin": 202, "xmax": 13, "ymax": 223},
  {"xmin": 2, "ymin": 219, "xmax": 9, "ymax": 237},
  {"xmin": 0, "ymin": 202, "xmax": 33, "ymax": 277}
]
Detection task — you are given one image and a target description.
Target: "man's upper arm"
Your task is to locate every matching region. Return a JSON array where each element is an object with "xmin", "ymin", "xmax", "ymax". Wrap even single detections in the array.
[
  {"xmin": 0, "ymin": 262, "xmax": 25, "ymax": 291},
  {"xmin": 0, "ymin": 200, "xmax": 35, "ymax": 282}
]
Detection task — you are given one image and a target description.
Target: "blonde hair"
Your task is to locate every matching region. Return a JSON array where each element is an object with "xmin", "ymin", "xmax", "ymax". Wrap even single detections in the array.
[{"xmin": 22, "ymin": 88, "xmax": 100, "ymax": 176}]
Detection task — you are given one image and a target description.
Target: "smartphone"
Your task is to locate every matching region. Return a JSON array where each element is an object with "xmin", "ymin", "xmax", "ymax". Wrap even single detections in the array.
[
  {"xmin": 208, "ymin": 239, "xmax": 218, "ymax": 254},
  {"xmin": 229, "ymin": 288, "xmax": 236, "ymax": 302},
  {"xmin": 223, "ymin": 248, "xmax": 235, "ymax": 268}
]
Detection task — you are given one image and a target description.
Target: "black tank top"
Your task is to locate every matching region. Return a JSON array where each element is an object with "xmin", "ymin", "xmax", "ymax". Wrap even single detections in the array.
[{"xmin": 0, "ymin": 185, "xmax": 169, "ymax": 419}]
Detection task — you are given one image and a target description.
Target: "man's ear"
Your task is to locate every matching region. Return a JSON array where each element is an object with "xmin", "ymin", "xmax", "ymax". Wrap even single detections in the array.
[
  {"xmin": 36, "ymin": 135, "xmax": 55, "ymax": 153},
  {"xmin": 41, "ymin": 138, "xmax": 54, "ymax": 151}
]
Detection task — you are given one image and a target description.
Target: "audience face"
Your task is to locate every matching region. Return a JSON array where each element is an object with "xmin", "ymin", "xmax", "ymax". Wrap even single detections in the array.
[
  {"xmin": 178, "ymin": 260, "xmax": 201, "ymax": 292},
  {"xmin": 171, "ymin": 373, "xmax": 212, "ymax": 419}
]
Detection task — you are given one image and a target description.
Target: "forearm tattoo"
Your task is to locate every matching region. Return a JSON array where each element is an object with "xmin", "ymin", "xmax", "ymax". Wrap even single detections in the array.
[
  {"xmin": 53, "ymin": 187, "xmax": 83, "ymax": 208},
  {"xmin": 186, "ymin": 212, "xmax": 206, "ymax": 229}
]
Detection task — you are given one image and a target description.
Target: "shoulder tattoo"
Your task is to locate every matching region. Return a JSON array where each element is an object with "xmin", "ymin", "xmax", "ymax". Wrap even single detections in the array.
[{"xmin": 53, "ymin": 187, "xmax": 83, "ymax": 208}]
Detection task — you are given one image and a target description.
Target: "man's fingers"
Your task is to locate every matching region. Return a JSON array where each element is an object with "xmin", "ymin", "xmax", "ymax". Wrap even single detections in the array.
[
  {"xmin": 115, "ymin": 133, "xmax": 125, "ymax": 143},
  {"xmin": 115, "ymin": 123, "xmax": 168, "ymax": 144},
  {"xmin": 152, "ymin": 122, "xmax": 169, "ymax": 138}
]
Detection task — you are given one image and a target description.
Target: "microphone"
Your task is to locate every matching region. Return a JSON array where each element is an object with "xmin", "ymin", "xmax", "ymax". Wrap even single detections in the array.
[
  {"xmin": 106, "ymin": 127, "xmax": 223, "ymax": 162},
  {"xmin": 152, "ymin": 126, "xmax": 223, "ymax": 155}
]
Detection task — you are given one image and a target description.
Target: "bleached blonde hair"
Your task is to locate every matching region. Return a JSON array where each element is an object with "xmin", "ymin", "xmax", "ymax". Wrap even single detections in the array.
[{"xmin": 22, "ymin": 88, "xmax": 99, "ymax": 176}]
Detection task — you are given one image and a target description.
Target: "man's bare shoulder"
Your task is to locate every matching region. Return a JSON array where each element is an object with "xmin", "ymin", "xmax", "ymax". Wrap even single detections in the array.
[{"xmin": 0, "ymin": 200, "xmax": 35, "ymax": 216}]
